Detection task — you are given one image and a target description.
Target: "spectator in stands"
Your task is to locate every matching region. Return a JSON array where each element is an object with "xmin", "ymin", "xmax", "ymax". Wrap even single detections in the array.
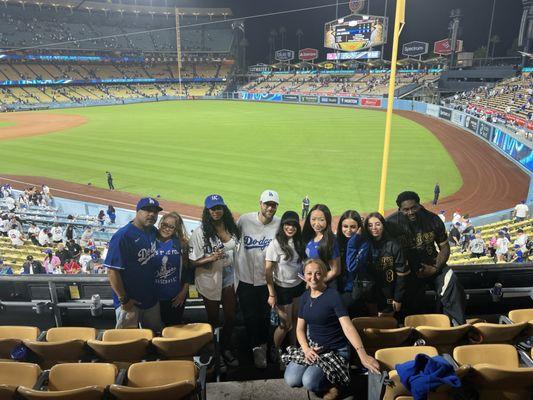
[
  {"xmin": 22, "ymin": 255, "xmax": 45, "ymax": 274},
  {"xmin": 80, "ymin": 227, "xmax": 94, "ymax": 248},
  {"xmin": 105, "ymin": 197, "xmax": 163, "ymax": 331},
  {"xmin": 55, "ymin": 243, "xmax": 70, "ymax": 265},
  {"xmin": 438, "ymin": 210, "xmax": 446, "ymax": 223},
  {"xmin": 153, "ymin": 212, "xmax": 192, "ymax": 327},
  {"xmin": 0, "ymin": 215, "xmax": 8, "ymax": 237},
  {"xmin": 336, "ymin": 210, "xmax": 367, "ymax": 316},
  {"xmin": 364, "ymin": 213, "xmax": 409, "ymax": 317},
  {"xmin": 0, "ymin": 259, "xmax": 13, "ymax": 275},
  {"xmin": 448, "ymin": 222, "xmax": 461, "ymax": 247},
  {"xmin": 283, "ymin": 259, "xmax": 379, "ymax": 398},
  {"xmin": 451, "ymin": 210, "xmax": 462, "ymax": 226},
  {"xmin": 235, "ymin": 190, "xmax": 280, "ymax": 370},
  {"xmin": 107, "ymin": 205, "xmax": 116, "ymax": 224},
  {"xmin": 513, "ymin": 200, "xmax": 529, "ymax": 222},
  {"xmin": 43, "ymin": 249, "xmax": 61, "ymax": 274},
  {"xmin": 510, "ymin": 244, "xmax": 525, "ymax": 263},
  {"xmin": 387, "ymin": 191, "xmax": 466, "ymax": 324},
  {"xmin": 7, "ymin": 224, "xmax": 24, "ymax": 248},
  {"xmin": 97, "ymin": 210, "xmax": 105, "ymax": 227},
  {"xmin": 488, "ymin": 234, "xmax": 497, "ymax": 258},
  {"xmin": 38, "ymin": 227, "xmax": 51, "ymax": 247},
  {"xmin": 63, "ymin": 258, "xmax": 82, "ymax": 274},
  {"xmin": 514, "ymin": 228, "xmax": 528, "ymax": 253},
  {"xmin": 265, "ymin": 210, "xmax": 306, "ymax": 367},
  {"xmin": 461, "ymin": 219, "xmax": 475, "ymax": 252},
  {"xmin": 50, "ymin": 222, "xmax": 63, "ymax": 244},
  {"xmin": 64, "ymin": 224, "xmax": 76, "ymax": 242},
  {"xmin": 27, "ymin": 223, "xmax": 40, "ymax": 246},
  {"xmin": 302, "ymin": 204, "xmax": 341, "ymax": 287},
  {"xmin": 5, "ymin": 195, "xmax": 16, "ymax": 213},
  {"xmin": 190, "ymin": 195, "xmax": 240, "ymax": 369},
  {"xmin": 79, "ymin": 248, "xmax": 94, "ymax": 273},
  {"xmin": 66, "ymin": 238, "xmax": 82, "ymax": 260},
  {"xmin": 495, "ymin": 231, "xmax": 511, "ymax": 262},
  {"xmin": 469, "ymin": 233, "xmax": 485, "ymax": 258}
]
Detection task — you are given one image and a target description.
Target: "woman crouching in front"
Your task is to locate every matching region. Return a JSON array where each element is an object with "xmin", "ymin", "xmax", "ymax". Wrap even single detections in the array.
[{"xmin": 283, "ymin": 258, "xmax": 380, "ymax": 399}]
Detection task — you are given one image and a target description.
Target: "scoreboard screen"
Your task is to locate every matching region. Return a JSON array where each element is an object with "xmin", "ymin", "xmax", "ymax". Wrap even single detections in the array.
[{"xmin": 324, "ymin": 14, "xmax": 387, "ymax": 52}]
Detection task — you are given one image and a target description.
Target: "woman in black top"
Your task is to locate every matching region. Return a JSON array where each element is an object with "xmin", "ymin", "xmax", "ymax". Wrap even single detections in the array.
[{"xmin": 364, "ymin": 212, "xmax": 410, "ymax": 317}]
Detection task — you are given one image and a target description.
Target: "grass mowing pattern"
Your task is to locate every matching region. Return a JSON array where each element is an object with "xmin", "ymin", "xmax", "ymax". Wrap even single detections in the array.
[
  {"xmin": 0, "ymin": 101, "xmax": 461, "ymax": 214},
  {"xmin": 0, "ymin": 121, "xmax": 15, "ymax": 128}
]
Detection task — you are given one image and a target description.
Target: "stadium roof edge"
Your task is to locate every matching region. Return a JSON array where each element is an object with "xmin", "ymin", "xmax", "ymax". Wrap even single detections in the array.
[{"xmin": 1, "ymin": 0, "xmax": 233, "ymax": 17}]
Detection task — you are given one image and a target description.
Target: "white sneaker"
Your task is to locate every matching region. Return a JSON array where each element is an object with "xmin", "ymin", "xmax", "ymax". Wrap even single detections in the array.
[
  {"xmin": 252, "ymin": 344, "xmax": 267, "ymax": 369},
  {"xmin": 222, "ymin": 349, "xmax": 239, "ymax": 368}
]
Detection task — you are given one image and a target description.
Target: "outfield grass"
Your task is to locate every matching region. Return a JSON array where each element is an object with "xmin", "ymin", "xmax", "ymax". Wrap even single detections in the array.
[
  {"xmin": 0, "ymin": 121, "xmax": 15, "ymax": 128},
  {"xmin": 0, "ymin": 101, "xmax": 462, "ymax": 214}
]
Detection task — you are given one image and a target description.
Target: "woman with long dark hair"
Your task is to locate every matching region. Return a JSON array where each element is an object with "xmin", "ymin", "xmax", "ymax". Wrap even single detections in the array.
[
  {"xmin": 364, "ymin": 212, "xmax": 409, "ymax": 317},
  {"xmin": 189, "ymin": 194, "xmax": 240, "ymax": 370},
  {"xmin": 336, "ymin": 210, "xmax": 369, "ymax": 316},
  {"xmin": 302, "ymin": 204, "xmax": 340, "ymax": 286},
  {"xmin": 155, "ymin": 212, "xmax": 192, "ymax": 326},
  {"xmin": 265, "ymin": 210, "xmax": 307, "ymax": 366}
]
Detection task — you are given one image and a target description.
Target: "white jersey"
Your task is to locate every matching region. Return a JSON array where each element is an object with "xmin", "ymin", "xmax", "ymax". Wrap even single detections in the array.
[
  {"xmin": 51, "ymin": 227, "xmax": 63, "ymax": 242},
  {"xmin": 234, "ymin": 212, "xmax": 280, "ymax": 286},
  {"xmin": 7, "ymin": 229, "xmax": 23, "ymax": 246},
  {"xmin": 265, "ymin": 238, "xmax": 302, "ymax": 288},
  {"xmin": 514, "ymin": 203, "xmax": 529, "ymax": 218}
]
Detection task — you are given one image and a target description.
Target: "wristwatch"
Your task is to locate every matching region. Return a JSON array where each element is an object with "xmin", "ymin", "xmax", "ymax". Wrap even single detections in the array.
[{"xmin": 119, "ymin": 295, "xmax": 129, "ymax": 305}]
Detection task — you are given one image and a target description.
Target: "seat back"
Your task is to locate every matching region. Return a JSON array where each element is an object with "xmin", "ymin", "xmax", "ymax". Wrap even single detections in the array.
[
  {"xmin": 508, "ymin": 309, "xmax": 533, "ymax": 323},
  {"xmin": 472, "ymin": 322, "xmax": 528, "ymax": 343},
  {"xmin": 48, "ymin": 363, "xmax": 117, "ymax": 391},
  {"xmin": 0, "ymin": 361, "xmax": 41, "ymax": 387},
  {"xmin": 405, "ymin": 314, "xmax": 451, "ymax": 328},
  {"xmin": 375, "ymin": 346, "xmax": 438, "ymax": 370},
  {"xmin": 352, "ymin": 317, "xmax": 398, "ymax": 330},
  {"xmin": 453, "ymin": 344, "xmax": 519, "ymax": 368},
  {"xmin": 415, "ymin": 324, "xmax": 471, "ymax": 353},
  {"xmin": 127, "ymin": 360, "xmax": 196, "ymax": 388},
  {"xmin": 153, "ymin": 323, "xmax": 213, "ymax": 357},
  {"xmin": 46, "ymin": 327, "xmax": 96, "ymax": 342},
  {"xmin": 0, "ymin": 326, "xmax": 40, "ymax": 340},
  {"xmin": 101, "ymin": 329, "xmax": 153, "ymax": 342}
]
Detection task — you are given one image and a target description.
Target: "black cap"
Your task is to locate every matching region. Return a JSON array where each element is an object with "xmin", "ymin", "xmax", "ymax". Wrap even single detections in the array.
[{"xmin": 281, "ymin": 210, "xmax": 300, "ymax": 225}]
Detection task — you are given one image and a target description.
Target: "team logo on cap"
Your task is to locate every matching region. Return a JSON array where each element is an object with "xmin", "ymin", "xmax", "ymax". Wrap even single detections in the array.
[
  {"xmin": 148, "ymin": 198, "xmax": 155, "ymax": 204},
  {"xmin": 211, "ymin": 195, "xmax": 219, "ymax": 201}
]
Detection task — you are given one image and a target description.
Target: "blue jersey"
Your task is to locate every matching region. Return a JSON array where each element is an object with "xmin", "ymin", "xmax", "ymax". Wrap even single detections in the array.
[
  {"xmin": 104, "ymin": 222, "xmax": 158, "ymax": 309},
  {"xmin": 305, "ymin": 236, "xmax": 340, "ymax": 261},
  {"xmin": 154, "ymin": 238, "xmax": 182, "ymax": 301}
]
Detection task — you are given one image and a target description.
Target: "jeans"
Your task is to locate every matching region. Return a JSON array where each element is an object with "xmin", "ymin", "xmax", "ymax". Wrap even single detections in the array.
[
  {"xmin": 284, "ymin": 346, "xmax": 350, "ymax": 392},
  {"xmin": 236, "ymin": 281, "xmax": 269, "ymax": 348}
]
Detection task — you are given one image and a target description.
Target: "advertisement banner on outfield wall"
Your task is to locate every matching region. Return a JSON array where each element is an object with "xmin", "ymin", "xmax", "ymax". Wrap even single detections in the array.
[
  {"xmin": 451, "ymin": 110, "xmax": 464, "ymax": 126},
  {"xmin": 464, "ymin": 115, "xmax": 479, "ymax": 133},
  {"xmin": 320, "ymin": 96, "xmax": 339, "ymax": 104},
  {"xmin": 478, "ymin": 121, "xmax": 493, "ymax": 140},
  {"xmin": 240, "ymin": 92, "xmax": 282, "ymax": 102},
  {"xmin": 282, "ymin": 94, "xmax": 299, "ymax": 102},
  {"xmin": 340, "ymin": 97, "xmax": 360, "ymax": 105},
  {"xmin": 426, "ymin": 104, "xmax": 440, "ymax": 117},
  {"xmin": 361, "ymin": 98, "xmax": 382, "ymax": 107},
  {"xmin": 438, "ymin": 107, "xmax": 452, "ymax": 121},
  {"xmin": 300, "ymin": 95, "xmax": 319, "ymax": 103},
  {"xmin": 492, "ymin": 129, "xmax": 533, "ymax": 172}
]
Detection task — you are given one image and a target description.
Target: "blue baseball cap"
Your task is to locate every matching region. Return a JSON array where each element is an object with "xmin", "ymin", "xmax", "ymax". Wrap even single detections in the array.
[
  {"xmin": 136, "ymin": 197, "xmax": 162, "ymax": 212},
  {"xmin": 205, "ymin": 194, "xmax": 225, "ymax": 209}
]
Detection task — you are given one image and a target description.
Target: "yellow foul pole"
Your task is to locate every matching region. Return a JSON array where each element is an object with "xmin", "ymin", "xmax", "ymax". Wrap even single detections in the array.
[
  {"xmin": 378, "ymin": 0, "xmax": 406, "ymax": 214},
  {"xmin": 175, "ymin": 8, "xmax": 183, "ymax": 97}
]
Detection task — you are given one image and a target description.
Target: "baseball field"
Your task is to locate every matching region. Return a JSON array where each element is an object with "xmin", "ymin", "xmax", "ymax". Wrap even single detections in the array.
[{"xmin": 0, "ymin": 100, "xmax": 462, "ymax": 214}]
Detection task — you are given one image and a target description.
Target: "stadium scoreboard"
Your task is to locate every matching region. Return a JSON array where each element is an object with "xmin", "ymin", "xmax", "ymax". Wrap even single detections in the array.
[{"xmin": 324, "ymin": 14, "xmax": 388, "ymax": 52}]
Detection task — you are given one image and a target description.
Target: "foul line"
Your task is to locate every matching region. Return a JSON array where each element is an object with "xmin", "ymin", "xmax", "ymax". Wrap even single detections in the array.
[{"xmin": 0, "ymin": 176, "xmax": 200, "ymax": 221}]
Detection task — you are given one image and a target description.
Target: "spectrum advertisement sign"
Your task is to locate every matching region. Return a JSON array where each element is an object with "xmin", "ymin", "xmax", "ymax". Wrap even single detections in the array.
[{"xmin": 491, "ymin": 129, "xmax": 533, "ymax": 172}]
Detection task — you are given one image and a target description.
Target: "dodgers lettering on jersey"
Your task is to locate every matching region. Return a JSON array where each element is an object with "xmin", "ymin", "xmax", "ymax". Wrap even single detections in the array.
[
  {"xmin": 138, "ymin": 242, "xmax": 157, "ymax": 266},
  {"xmin": 154, "ymin": 239, "xmax": 181, "ymax": 300},
  {"xmin": 243, "ymin": 235, "xmax": 272, "ymax": 251}
]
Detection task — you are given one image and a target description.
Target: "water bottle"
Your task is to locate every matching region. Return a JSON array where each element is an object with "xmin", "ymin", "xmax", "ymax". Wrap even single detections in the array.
[{"xmin": 90, "ymin": 294, "xmax": 102, "ymax": 317}]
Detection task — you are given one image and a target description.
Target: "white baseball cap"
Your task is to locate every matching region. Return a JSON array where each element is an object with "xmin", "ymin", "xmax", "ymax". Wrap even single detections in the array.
[{"xmin": 260, "ymin": 190, "xmax": 279, "ymax": 204}]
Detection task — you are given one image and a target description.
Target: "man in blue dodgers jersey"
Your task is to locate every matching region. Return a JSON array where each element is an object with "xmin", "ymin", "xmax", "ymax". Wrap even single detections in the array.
[
  {"xmin": 105, "ymin": 197, "xmax": 163, "ymax": 331},
  {"xmin": 235, "ymin": 190, "xmax": 281, "ymax": 369}
]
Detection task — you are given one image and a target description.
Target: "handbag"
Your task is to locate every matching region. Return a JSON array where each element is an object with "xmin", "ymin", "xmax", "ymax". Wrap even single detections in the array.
[{"xmin": 351, "ymin": 270, "xmax": 375, "ymax": 301}]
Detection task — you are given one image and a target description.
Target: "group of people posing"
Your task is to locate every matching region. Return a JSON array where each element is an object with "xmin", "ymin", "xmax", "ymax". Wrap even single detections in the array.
[{"xmin": 105, "ymin": 189, "xmax": 466, "ymax": 400}]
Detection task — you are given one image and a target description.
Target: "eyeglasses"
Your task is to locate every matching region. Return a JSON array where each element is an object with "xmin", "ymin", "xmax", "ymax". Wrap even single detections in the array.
[{"xmin": 160, "ymin": 223, "xmax": 176, "ymax": 230}]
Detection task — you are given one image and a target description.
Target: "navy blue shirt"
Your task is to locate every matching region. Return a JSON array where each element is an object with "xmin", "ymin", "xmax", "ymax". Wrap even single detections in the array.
[
  {"xmin": 298, "ymin": 287, "xmax": 348, "ymax": 350},
  {"xmin": 104, "ymin": 222, "xmax": 158, "ymax": 309},
  {"xmin": 154, "ymin": 238, "xmax": 182, "ymax": 301}
]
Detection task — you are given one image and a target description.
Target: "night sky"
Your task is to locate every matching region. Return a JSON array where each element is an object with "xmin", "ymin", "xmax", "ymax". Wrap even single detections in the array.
[{"xmin": 179, "ymin": 0, "xmax": 523, "ymax": 65}]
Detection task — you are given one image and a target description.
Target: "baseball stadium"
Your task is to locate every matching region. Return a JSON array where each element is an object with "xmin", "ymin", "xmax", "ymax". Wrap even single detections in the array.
[{"xmin": 0, "ymin": 0, "xmax": 532, "ymax": 399}]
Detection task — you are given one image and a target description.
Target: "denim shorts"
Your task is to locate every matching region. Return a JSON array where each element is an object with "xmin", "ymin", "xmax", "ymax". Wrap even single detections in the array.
[{"xmin": 222, "ymin": 264, "xmax": 235, "ymax": 288}]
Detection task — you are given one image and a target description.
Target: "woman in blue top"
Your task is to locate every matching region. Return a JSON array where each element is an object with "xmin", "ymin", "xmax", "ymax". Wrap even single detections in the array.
[
  {"xmin": 155, "ymin": 212, "xmax": 192, "ymax": 326},
  {"xmin": 302, "ymin": 204, "xmax": 340, "ymax": 286},
  {"xmin": 107, "ymin": 205, "xmax": 116, "ymax": 225},
  {"xmin": 284, "ymin": 258, "xmax": 379, "ymax": 398}
]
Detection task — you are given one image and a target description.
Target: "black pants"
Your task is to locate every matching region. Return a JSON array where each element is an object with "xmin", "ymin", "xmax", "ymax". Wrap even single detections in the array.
[
  {"xmin": 159, "ymin": 300, "xmax": 185, "ymax": 326},
  {"xmin": 108, "ymin": 179, "xmax": 115, "ymax": 190},
  {"xmin": 237, "ymin": 281, "xmax": 269, "ymax": 348},
  {"xmin": 301, "ymin": 207, "xmax": 309, "ymax": 220},
  {"xmin": 432, "ymin": 193, "xmax": 439, "ymax": 205},
  {"xmin": 403, "ymin": 266, "xmax": 466, "ymax": 325}
]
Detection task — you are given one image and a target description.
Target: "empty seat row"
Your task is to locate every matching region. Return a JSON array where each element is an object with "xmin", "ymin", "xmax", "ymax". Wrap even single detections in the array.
[
  {"xmin": 0, "ymin": 324, "xmax": 213, "ymax": 368},
  {"xmin": 0, "ymin": 360, "xmax": 203, "ymax": 400}
]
